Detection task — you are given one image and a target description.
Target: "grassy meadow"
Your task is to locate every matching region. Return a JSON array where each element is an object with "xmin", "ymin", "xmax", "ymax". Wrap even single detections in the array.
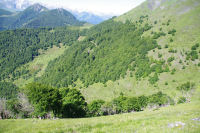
[{"xmin": 0, "ymin": 101, "xmax": 200, "ymax": 133}]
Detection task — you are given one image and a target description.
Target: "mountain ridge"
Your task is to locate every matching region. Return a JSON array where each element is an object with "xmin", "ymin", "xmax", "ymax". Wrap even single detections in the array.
[{"xmin": 0, "ymin": 4, "xmax": 84, "ymax": 30}]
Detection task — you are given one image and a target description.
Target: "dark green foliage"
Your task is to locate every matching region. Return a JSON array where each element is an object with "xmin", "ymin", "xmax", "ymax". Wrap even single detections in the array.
[
  {"xmin": 170, "ymin": 38, "xmax": 173, "ymax": 42},
  {"xmin": 149, "ymin": 73, "xmax": 159, "ymax": 84},
  {"xmin": 0, "ymin": 81, "xmax": 18, "ymax": 99},
  {"xmin": 148, "ymin": 92, "xmax": 170, "ymax": 106},
  {"xmin": 23, "ymin": 83, "xmax": 87, "ymax": 118},
  {"xmin": 186, "ymin": 43, "xmax": 199, "ymax": 61},
  {"xmin": 168, "ymin": 29, "xmax": 176, "ymax": 36},
  {"xmin": 167, "ymin": 19, "xmax": 171, "ymax": 26},
  {"xmin": 40, "ymin": 20, "xmax": 158, "ymax": 87},
  {"xmin": 87, "ymin": 100, "xmax": 105, "ymax": 117},
  {"xmin": 153, "ymin": 32, "xmax": 166, "ymax": 39},
  {"xmin": 177, "ymin": 82, "xmax": 195, "ymax": 91},
  {"xmin": 187, "ymin": 51, "xmax": 198, "ymax": 61},
  {"xmin": 191, "ymin": 43, "xmax": 199, "ymax": 50},
  {"xmin": 171, "ymin": 68, "xmax": 176, "ymax": 75},
  {"xmin": 168, "ymin": 48, "xmax": 177, "ymax": 53},
  {"xmin": 59, "ymin": 88, "xmax": 87, "ymax": 118},
  {"xmin": 23, "ymin": 83, "xmax": 62, "ymax": 117},
  {"xmin": 158, "ymin": 53, "xmax": 162, "ymax": 58},
  {"xmin": 178, "ymin": 97, "xmax": 187, "ymax": 104},
  {"xmin": 6, "ymin": 99, "xmax": 21, "ymax": 117},
  {"xmin": 165, "ymin": 44, "xmax": 169, "ymax": 48},
  {"xmin": 96, "ymin": 92, "xmax": 172, "ymax": 116},
  {"xmin": 167, "ymin": 57, "xmax": 175, "ymax": 63},
  {"xmin": 158, "ymin": 45, "xmax": 162, "ymax": 49},
  {"xmin": 0, "ymin": 27, "xmax": 80, "ymax": 80}
]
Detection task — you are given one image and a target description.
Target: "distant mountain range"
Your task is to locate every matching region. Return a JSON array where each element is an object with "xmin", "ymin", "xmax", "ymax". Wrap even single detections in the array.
[
  {"xmin": 72, "ymin": 11, "xmax": 112, "ymax": 24},
  {"xmin": 0, "ymin": 0, "xmax": 112, "ymax": 25},
  {"xmin": 0, "ymin": 4, "xmax": 84, "ymax": 30}
]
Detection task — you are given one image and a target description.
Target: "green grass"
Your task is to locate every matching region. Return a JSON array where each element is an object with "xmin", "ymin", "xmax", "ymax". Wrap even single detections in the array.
[
  {"xmin": 80, "ymin": 63, "xmax": 199, "ymax": 103},
  {"xmin": 0, "ymin": 101, "xmax": 200, "ymax": 133}
]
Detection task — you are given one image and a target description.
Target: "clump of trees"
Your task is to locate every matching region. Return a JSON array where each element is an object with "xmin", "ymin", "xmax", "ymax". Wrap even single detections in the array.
[
  {"xmin": 22, "ymin": 83, "xmax": 87, "ymax": 118},
  {"xmin": 2, "ymin": 82, "xmax": 195, "ymax": 119},
  {"xmin": 87, "ymin": 92, "xmax": 173, "ymax": 117}
]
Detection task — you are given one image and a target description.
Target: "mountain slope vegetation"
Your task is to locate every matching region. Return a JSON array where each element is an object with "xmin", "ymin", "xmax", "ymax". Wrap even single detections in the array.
[
  {"xmin": 0, "ymin": 27, "xmax": 81, "ymax": 81},
  {"xmin": 0, "ymin": 1, "xmax": 199, "ymax": 130}
]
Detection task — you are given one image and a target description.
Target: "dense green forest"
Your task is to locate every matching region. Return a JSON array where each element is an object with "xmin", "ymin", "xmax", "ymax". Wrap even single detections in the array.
[
  {"xmin": 0, "ymin": 27, "xmax": 81, "ymax": 80},
  {"xmin": 39, "ymin": 18, "xmax": 170, "ymax": 87},
  {"xmin": 0, "ymin": 81, "xmax": 18, "ymax": 99}
]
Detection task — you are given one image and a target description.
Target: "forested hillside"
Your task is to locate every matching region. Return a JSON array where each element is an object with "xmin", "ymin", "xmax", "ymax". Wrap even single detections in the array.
[
  {"xmin": 39, "ymin": 19, "xmax": 162, "ymax": 87},
  {"xmin": 0, "ymin": 27, "xmax": 81, "ymax": 81}
]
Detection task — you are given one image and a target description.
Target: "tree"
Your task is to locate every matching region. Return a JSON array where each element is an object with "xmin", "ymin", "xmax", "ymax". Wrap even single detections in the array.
[
  {"xmin": 59, "ymin": 88, "xmax": 87, "ymax": 118},
  {"xmin": 87, "ymin": 100, "xmax": 105, "ymax": 117},
  {"xmin": 23, "ymin": 83, "xmax": 62, "ymax": 118}
]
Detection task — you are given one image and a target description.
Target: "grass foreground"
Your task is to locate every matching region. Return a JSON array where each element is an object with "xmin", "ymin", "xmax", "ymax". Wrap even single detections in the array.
[{"xmin": 0, "ymin": 101, "xmax": 200, "ymax": 133}]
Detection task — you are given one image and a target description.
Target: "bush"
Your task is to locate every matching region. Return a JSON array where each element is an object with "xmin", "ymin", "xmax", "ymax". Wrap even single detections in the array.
[
  {"xmin": 178, "ymin": 97, "xmax": 187, "ymax": 104},
  {"xmin": 191, "ymin": 43, "xmax": 199, "ymax": 50},
  {"xmin": 59, "ymin": 88, "xmax": 87, "ymax": 118},
  {"xmin": 167, "ymin": 57, "xmax": 175, "ymax": 63},
  {"xmin": 177, "ymin": 82, "xmax": 195, "ymax": 91},
  {"xmin": 148, "ymin": 92, "xmax": 170, "ymax": 106},
  {"xmin": 87, "ymin": 100, "xmax": 105, "ymax": 117}
]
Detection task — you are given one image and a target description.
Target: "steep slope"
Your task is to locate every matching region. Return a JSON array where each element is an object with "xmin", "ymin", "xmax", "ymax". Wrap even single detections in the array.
[
  {"xmin": 116, "ymin": 0, "xmax": 200, "ymax": 48},
  {"xmin": 25, "ymin": 8, "xmax": 84, "ymax": 28},
  {"xmin": 35, "ymin": 0, "xmax": 200, "ymax": 102}
]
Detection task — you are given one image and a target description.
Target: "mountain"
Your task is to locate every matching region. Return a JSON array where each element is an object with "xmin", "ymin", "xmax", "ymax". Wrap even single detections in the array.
[
  {"xmin": 0, "ymin": 4, "xmax": 84, "ymax": 30},
  {"xmin": 0, "ymin": 0, "xmax": 200, "ymax": 103},
  {"xmin": 31, "ymin": 0, "xmax": 199, "ymax": 101},
  {"xmin": 25, "ymin": 8, "xmax": 84, "ymax": 28},
  {"xmin": 0, "ymin": 8, "xmax": 13, "ymax": 16},
  {"xmin": 72, "ymin": 11, "xmax": 112, "ymax": 24}
]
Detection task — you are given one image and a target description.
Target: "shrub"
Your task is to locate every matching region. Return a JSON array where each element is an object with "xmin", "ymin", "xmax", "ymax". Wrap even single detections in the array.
[
  {"xmin": 149, "ymin": 73, "xmax": 159, "ymax": 84},
  {"xmin": 167, "ymin": 57, "xmax": 175, "ymax": 63},
  {"xmin": 87, "ymin": 100, "xmax": 105, "ymax": 117},
  {"xmin": 123, "ymin": 97, "xmax": 141, "ymax": 112},
  {"xmin": 178, "ymin": 97, "xmax": 187, "ymax": 104},
  {"xmin": 191, "ymin": 43, "xmax": 199, "ymax": 50},
  {"xmin": 177, "ymin": 82, "xmax": 195, "ymax": 91},
  {"xmin": 148, "ymin": 92, "xmax": 170, "ymax": 106}
]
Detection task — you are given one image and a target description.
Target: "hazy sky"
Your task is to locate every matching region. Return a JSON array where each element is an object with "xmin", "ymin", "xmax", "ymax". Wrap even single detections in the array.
[{"xmin": 29, "ymin": 0, "xmax": 146, "ymax": 15}]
